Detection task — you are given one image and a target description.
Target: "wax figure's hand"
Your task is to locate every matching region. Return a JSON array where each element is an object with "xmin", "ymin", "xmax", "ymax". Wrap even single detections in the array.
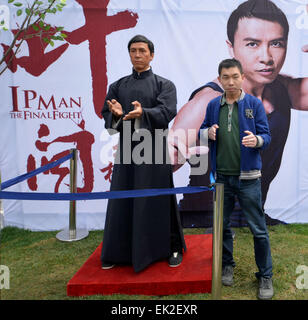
[
  {"xmin": 242, "ymin": 130, "xmax": 257, "ymax": 148},
  {"xmin": 107, "ymin": 99, "xmax": 123, "ymax": 118},
  {"xmin": 123, "ymin": 101, "xmax": 143, "ymax": 120},
  {"xmin": 208, "ymin": 124, "xmax": 219, "ymax": 140}
]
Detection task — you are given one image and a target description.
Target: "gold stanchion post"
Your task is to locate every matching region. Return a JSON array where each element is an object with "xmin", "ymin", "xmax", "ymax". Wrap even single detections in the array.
[
  {"xmin": 56, "ymin": 149, "xmax": 88, "ymax": 242},
  {"xmin": 211, "ymin": 183, "xmax": 224, "ymax": 300},
  {"xmin": 69, "ymin": 148, "xmax": 77, "ymax": 239}
]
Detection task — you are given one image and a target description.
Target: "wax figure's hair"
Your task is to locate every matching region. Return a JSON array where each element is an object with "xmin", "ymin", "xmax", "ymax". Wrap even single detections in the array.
[
  {"xmin": 128, "ymin": 35, "xmax": 155, "ymax": 54},
  {"xmin": 218, "ymin": 58, "xmax": 243, "ymax": 75},
  {"xmin": 227, "ymin": 0, "xmax": 289, "ymax": 45}
]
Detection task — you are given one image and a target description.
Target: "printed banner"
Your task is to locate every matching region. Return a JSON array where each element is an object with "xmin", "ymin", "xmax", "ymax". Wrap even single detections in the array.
[{"xmin": 0, "ymin": 0, "xmax": 307, "ymax": 230}]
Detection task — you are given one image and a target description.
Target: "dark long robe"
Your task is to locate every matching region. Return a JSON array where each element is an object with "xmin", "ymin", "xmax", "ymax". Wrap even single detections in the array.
[{"xmin": 101, "ymin": 68, "xmax": 186, "ymax": 272}]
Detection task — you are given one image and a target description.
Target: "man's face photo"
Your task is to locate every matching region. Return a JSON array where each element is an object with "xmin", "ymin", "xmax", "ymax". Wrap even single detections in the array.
[
  {"xmin": 218, "ymin": 66, "xmax": 244, "ymax": 94},
  {"xmin": 227, "ymin": 17, "xmax": 287, "ymax": 86}
]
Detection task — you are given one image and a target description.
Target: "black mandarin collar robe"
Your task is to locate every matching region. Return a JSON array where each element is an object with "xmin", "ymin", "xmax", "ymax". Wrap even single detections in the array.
[{"xmin": 101, "ymin": 68, "xmax": 186, "ymax": 272}]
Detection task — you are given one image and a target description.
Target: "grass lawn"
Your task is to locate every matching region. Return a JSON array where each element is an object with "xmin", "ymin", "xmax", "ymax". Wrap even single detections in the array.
[{"xmin": 0, "ymin": 224, "xmax": 307, "ymax": 300}]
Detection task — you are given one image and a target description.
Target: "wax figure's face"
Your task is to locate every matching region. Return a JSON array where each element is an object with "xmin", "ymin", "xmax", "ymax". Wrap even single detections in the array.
[
  {"xmin": 227, "ymin": 17, "xmax": 287, "ymax": 86},
  {"xmin": 129, "ymin": 42, "xmax": 154, "ymax": 73},
  {"xmin": 218, "ymin": 66, "xmax": 244, "ymax": 95}
]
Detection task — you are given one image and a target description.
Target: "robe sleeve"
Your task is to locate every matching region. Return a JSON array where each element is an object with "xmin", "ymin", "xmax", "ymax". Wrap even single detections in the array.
[
  {"xmin": 101, "ymin": 82, "xmax": 123, "ymax": 132},
  {"xmin": 140, "ymin": 79, "xmax": 177, "ymax": 130}
]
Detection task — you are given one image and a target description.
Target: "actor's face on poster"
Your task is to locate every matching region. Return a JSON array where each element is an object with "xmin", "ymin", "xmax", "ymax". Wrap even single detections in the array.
[{"xmin": 227, "ymin": 17, "xmax": 288, "ymax": 86}]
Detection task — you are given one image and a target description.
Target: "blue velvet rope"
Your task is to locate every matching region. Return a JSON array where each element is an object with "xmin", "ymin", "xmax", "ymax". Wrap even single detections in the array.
[
  {"xmin": 210, "ymin": 171, "xmax": 216, "ymax": 185},
  {"xmin": 0, "ymin": 186, "xmax": 213, "ymax": 201},
  {"xmin": 1, "ymin": 153, "xmax": 73, "ymax": 191}
]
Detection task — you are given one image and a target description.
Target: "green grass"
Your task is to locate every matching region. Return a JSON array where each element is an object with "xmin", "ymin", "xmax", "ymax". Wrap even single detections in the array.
[{"xmin": 0, "ymin": 224, "xmax": 307, "ymax": 300}]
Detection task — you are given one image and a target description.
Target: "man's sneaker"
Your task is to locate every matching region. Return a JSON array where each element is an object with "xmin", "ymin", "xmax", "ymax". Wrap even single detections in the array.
[
  {"xmin": 101, "ymin": 261, "xmax": 115, "ymax": 270},
  {"xmin": 258, "ymin": 277, "xmax": 274, "ymax": 300},
  {"xmin": 222, "ymin": 265, "xmax": 234, "ymax": 286},
  {"xmin": 168, "ymin": 252, "xmax": 183, "ymax": 267}
]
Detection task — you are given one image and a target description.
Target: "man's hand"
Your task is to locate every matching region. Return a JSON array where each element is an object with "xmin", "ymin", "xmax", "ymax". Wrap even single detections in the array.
[
  {"xmin": 107, "ymin": 99, "xmax": 123, "ymax": 118},
  {"xmin": 208, "ymin": 124, "xmax": 219, "ymax": 140},
  {"xmin": 168, "ymin": 133, "xmax": 191, "ymax": 166},
  {"xmin": 302, "ymin": 44, "xmax": 308, "ymax": 52},
  {"xmin": 242, "ymin": 130, "xmax": 257, "ymax": 148},
  {"xmin": 123, "ymin": 101, "xmax": 143, "ymax": 120}
]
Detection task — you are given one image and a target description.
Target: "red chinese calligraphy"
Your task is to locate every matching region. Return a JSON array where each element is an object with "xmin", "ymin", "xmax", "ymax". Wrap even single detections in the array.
[
  {"xmin": 63, "ymin": 0, "xmax": 138, "ymax": 118},
  {"xmin": 1, "ymin": 23, "xmax": 69, "ymax": 76},
  {"xmin": 3, "ymin": 0, "xmax": 138, "ymax": 117},
  {"xmin": 100, "ymin": 162, "xmax": 113, "ymax": 183},
  {"xmin": 27, "ymin": 121, "xmax": 95, "ymax": 193},
  {"xmin": 99, "ymin": 142, "xmax": 117, "ymax": 182}
]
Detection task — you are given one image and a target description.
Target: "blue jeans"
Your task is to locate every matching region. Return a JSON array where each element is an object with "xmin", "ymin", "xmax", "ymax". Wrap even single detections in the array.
[{"xmin": 216, "ymin": 174, "xmax": 273, "ymax": 279}]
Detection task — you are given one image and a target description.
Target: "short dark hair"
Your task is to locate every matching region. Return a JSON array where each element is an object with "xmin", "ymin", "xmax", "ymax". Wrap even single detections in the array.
[
  {"xmin": 128, "ymin": 35, "xmax": 154, "ymax": 54},
  {"xmin": 227, "ymin": 0, "xmax": 289, "ymax": 45},
  {"xmin": 218, "ymin": 58, "xmax": 243, "ymax": 75}
]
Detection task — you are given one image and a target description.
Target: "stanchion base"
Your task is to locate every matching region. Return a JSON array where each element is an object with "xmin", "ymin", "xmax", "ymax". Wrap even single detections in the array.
[{"xmin": 56, "ymin": 228, "xmax": 89, "ymax": 242}]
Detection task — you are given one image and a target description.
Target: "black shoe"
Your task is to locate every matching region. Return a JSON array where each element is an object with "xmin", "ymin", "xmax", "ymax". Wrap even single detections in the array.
[
  {"xmin": 222, "ymin": 265, "xmax": 234, "ymax": 286},
  {"xmin": 168, "ymin": 252, "xmax": 183, "ymax": 267},
  {"xmin": 101, "ymin": 261, "xmax": 115, "ymax": 270},
  {"xmin": 258, "ymin": 277, "xmax": 274, "ymax": 300}
]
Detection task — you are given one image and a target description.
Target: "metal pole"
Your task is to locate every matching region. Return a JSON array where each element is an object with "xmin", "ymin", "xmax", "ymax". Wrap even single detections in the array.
[
  {"xmin": 212, "ymin": 183, "xmax": 224, "ymax": 300},
  {"xmin": 56, "ymin": 149, "xmax": 88, "ymax": 242},
  {"xmin": 69, "ymin": 148, "xmax": 77, "ymax": 239}
]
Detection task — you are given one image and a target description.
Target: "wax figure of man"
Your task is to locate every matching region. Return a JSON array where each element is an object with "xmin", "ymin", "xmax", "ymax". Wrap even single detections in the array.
[
  {"xmin": 100, "ymin": 35, "xmax": 186, "ymax": 273},
  {"xmin": 200, "ymin": 58, "xmax": 273, "ymax": 300},
  {"xmin": 169, "ymin": 0, "xmax": 308, "ymax": 225}
]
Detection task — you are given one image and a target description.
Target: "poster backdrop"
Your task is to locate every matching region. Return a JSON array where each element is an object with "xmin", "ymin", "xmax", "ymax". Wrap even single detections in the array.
[{"xmin": 0, "ymin": 0, "xmax": 307, "ymax": 230}]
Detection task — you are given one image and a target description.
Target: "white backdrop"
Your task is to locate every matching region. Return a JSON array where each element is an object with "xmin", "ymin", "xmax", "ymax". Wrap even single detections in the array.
[{"xmin": 0, "ymin": 0, "xmax": 307, "ymax": 230}]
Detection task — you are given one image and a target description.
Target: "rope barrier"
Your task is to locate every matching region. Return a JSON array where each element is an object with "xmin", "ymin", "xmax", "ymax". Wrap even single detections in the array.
[
  {"xmin": 0, "ymin": 148, "xmax": 223, "ymax": 299},
  {"xmin": 0, "ymin": 149, "xmax": 214, "ymax": 201},
  {"xmin": 1, "ymin": 152, "xmax": 73, "ymax": 190},
  {"xmin": 0, "ymin": 186, "xmax": 213, "ymax": 201}
]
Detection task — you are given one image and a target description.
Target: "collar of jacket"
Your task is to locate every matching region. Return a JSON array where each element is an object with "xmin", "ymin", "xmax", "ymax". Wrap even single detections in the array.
[
  {"xmin": 132, "ymin": 67, "xmax": 153, "ymax": 79},
  {"xmin": 220, "ymin": 89, "xmax": 245, "ymax": 106}
]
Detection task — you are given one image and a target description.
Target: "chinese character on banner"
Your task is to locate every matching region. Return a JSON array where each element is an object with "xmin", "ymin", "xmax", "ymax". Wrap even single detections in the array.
[
  {"xmin": 2, "ymin": 0, "xmax": 138, "ymax": 118},
  {"xmin": 1, "ymin": 23, "xmax": 69, "ymax": 76},
  {"xmin": 100, "ymin": 162, "xmax": 113, "ymax": 183},
  {"xmin": 100, "ymin": 142, "xmax": 117, "ymax": 183},
  {"xmin": 27, "ymin": 120, "xmax": 95, "ymax": 193},
  {"xmin": 63, "ymin": 0, "xmax": 138, "ymax": 118}
]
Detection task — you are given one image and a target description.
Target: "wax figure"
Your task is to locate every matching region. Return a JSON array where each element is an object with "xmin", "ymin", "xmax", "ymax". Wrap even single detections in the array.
[
  {"xmin": 200, "ymin": 58, "xmax": 273, "ymax": 300},
  {"xmin": 100, "ymin": 35, "xmax": 186, "ymax": 273},
  {"xmin": 169, "ymin": 0, "xmax": 308, "ymax": 226}
]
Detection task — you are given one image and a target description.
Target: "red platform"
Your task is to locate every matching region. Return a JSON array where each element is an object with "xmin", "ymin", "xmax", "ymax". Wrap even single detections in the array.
[{"xmin": 67, "ymin": 234, "xmax": 213, "ymax": 296}]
